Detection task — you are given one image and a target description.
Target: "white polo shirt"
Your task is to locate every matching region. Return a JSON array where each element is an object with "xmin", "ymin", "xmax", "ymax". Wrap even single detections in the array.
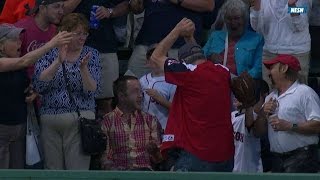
[{"xmin": 266, "ymin": 81, "xmax": 320, "ymax": 153}]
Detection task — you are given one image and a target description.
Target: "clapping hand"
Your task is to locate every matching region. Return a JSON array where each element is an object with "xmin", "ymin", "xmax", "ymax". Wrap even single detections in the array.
[{"xmin": 80, "ymin": 52, "xmax": 92, "ymax": 69}]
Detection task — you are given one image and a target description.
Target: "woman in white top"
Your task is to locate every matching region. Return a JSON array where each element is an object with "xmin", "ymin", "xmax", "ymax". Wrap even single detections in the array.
[{"xmin": 250, "ymin": 0, "xmax": 312, "ymax": 86}]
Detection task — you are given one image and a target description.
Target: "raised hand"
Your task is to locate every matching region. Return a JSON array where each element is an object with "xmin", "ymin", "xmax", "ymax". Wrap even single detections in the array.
[
  {"xmin": 288, "ymin": 0, "xmax": 298, "ymax": 6},
  {"xmin": 252, "ymin": 0, "xmax": 261, "ymax": 11},
  {"xmin": 80, "ymin": 52, "xmax": 92, "ymax": 69},
  {"xmin": 49, "ymin": 31, "xmax": 73, "ymax": 48},
  {"xmin": 174, "ymin": 18, "xmax": 195, "ymax": 37}
]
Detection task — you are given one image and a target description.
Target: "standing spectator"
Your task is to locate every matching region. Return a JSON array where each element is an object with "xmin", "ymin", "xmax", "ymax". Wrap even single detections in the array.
[
  {"xmin": 0, "ymin": 24, "xmax": 72, "ymax": 169},
  {"xmin": 33, "ymin": 13, "xmax": 101, "ymax": 170},
  {"xmin": 203, "ymin": 0, "xmax": 263, "ymax": 79},
  {"xmin": 74, "ymin": 0, "xmax": 129, "ymax": 115},
  {"xmin": 309, "ymin": 0, "xmax": 320, "ymax": 74},
  {"xmin": 254, "ymin": 54, "xmax": 320, "ymax": 173},
  {"xmin": 15, "ymin": 0, "xmax": 66, "ymax": 80},
  {"xmin": 128, "ymin": 0, "xmax": 214, "ymax": 78},
  {"xmin": 140, "ymin": 44, "xmax": 176, "ymax": 130},
  {"xmin": 101, "ymin": 76, "xmax": 162, "ymax": 170},
  {"xmin": 231, "ymin": 80, "xmax": 269, "ymax": 173},
  {"xmin": 152, "ymin": 18, "xmax": 234, "ymax": 172},
  {"xmin": 250, "ymin": 0, "xmax": 312, "ymax": 85}
]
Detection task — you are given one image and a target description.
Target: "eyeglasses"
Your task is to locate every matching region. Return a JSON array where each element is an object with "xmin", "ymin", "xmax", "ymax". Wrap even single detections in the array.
[{"xmin": 72, "ymin": 32, "xmax": 89, "ymax": 38}]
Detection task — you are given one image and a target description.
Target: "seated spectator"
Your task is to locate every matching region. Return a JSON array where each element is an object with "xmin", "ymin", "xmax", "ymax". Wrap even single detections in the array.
[
  {"xmin": 33, "ymin": 13, "xmax": 101, "ymax": 170},
  {"xmin": 203, "ymin": 0, "xmax": 263, "ymax": 79},
  {"xmin": 232, "ymin": 80, "xmax": 269, "ymax": 173},
  {"xmin": 0, "ymin": 24, "xmax": 71, "ymax": 169},
  {"xmin": 255, "ymin": 54, "xmax": 320, "ymax": 173},
  {"xmin": 251, "ymin": 0, "xmax": 312, "ymax": 85},
  {"xmin": 140, "ymin": 44, "xmax": 176, "ymax": 130},
  {"xmin": 101, "ymin": 76, "xmax": 162, "ymax": 171}
]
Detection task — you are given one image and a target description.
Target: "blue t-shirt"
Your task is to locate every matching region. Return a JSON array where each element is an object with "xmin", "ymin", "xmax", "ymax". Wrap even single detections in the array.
[{"xmin": 135, "ymin": 0, "xmax": 203, "ymax": 48}]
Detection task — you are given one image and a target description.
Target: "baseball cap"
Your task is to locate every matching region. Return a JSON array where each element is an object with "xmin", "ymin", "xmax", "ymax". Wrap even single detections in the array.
[
  {"xmin": 178, "ymin": 42, "xmax": 205, "ymax": 63},
  {"xmin": 0, "ymin": 24, "xmax": 24, "ymax": 40},
  {"xmin": 263, "ymin": 54, "xmax": 301, "ymax": 72},
  {"xmin": 26, "ymin": 0, "xmax": 65, "ymax": 15},
  {"xmin": 36, "ymin": 0, "xmax": 65, "ymax": 5}
]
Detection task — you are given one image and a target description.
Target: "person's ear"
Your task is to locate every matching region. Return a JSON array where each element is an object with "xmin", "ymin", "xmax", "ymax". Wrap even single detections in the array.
[{"xmin": 280, "ymin": 64, "xmax": 289, "ymax": 74}]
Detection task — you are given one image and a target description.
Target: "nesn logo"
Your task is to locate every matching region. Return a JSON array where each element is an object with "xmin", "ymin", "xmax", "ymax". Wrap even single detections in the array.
[{"xmin": 288, "ymin": 7, "xmax": 307, "ymax": 14}]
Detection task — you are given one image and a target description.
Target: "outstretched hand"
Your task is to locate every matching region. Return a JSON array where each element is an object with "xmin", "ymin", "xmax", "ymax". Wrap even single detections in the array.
[{"xmin": 49, "ymin": 31, "xmax": 73, "ymax": 48}]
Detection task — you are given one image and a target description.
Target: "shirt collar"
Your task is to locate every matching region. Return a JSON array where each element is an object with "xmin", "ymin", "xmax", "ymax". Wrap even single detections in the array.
[
  {"xmin": 277, "ymin": 80, "xmax": 299, "ymax": 99},
  {"xmin": 114, "ymin": 106, "xmax": 140, "ymax": 118}
]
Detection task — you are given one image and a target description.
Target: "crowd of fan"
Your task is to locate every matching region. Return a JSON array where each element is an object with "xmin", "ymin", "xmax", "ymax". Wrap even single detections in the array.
[{"xmin": 0, "ymin": 0, "xmax": 320, "ymax": 173}]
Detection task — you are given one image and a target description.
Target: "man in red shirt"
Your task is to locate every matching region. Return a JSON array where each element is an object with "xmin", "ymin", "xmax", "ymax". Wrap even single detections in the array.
[{"xmin": 151, "ymin": 18, "xmax": 235, "ymax": 172}]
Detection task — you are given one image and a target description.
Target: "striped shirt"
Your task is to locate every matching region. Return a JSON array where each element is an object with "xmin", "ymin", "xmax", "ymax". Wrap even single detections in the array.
[{"xmin": 101, "ymin": 107, "xmax": 161, "ymax": 170}]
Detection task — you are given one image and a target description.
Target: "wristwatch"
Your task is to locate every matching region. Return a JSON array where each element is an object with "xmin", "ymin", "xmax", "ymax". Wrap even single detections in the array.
[
  {"xmin": 107, "ymin": 8, "xmax": 114, "ymax": 18},
  {"xmin": 291, "ymin": 123, "xmax": 298, "ymax": 131}
]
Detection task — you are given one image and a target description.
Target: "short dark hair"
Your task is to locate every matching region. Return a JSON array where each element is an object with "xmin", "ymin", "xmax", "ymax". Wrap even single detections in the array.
[
  {"xmin": 58, "ymin": 13, "xmax": 89, "ymax": 33},
  {"xmin": 112, "ymin": 75, "xmax": 138, "ymax": 107}
]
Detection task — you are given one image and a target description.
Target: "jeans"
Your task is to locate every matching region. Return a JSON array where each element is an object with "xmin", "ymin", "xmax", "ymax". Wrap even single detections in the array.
[{"xmin": 173, "ymin": 150, "xmax": 234, "ymax": 172}]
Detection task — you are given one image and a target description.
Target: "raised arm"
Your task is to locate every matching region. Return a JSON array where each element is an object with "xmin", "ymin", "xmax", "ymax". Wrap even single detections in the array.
[
  {"xmin": 151, "ymin": 18, "xmax": 195, "ymax": 70},
  {"xmin": 0, "ymin": 31, "xmax": 72, "ymax": 72},
  {"xmin": 169, "ymin": 0, "xmax": 214, "ymax": 12}
]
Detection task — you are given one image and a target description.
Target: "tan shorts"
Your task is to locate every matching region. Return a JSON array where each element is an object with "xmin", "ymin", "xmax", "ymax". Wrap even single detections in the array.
[{"xmin": 97, "ymin": 53, "xmax": 119, "ymax": 99}]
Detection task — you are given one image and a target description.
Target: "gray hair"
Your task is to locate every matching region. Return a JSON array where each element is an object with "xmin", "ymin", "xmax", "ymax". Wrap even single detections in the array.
[{"xmin": 212, "ymin": 0, "xmax": 249, "ymax": 31}]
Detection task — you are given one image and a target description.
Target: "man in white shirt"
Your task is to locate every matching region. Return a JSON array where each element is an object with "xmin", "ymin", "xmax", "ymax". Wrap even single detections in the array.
[
  {"xmin": 254, "ymin": 54, "xmax": 320, "ymax": 173},
  {"xmin": 250, "ymin": 0, "xmax": 312, "ymax": 86}
]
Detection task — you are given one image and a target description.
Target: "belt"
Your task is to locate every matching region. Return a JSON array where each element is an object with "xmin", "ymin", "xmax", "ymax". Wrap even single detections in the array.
[{"xmin": 273, "ymin": 144, "xmax": 318, "ymax": 158}]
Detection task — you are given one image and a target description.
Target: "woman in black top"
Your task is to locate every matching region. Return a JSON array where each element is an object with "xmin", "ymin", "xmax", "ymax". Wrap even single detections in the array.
[{"xmin": 0, "ymin": 23, "xmax": 72, "ymax": 169}]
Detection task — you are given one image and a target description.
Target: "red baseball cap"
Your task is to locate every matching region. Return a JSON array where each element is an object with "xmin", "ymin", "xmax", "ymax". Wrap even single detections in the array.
[{"xmin": 263, "ymin": 54, "xmax": 301, "ymax": 72}]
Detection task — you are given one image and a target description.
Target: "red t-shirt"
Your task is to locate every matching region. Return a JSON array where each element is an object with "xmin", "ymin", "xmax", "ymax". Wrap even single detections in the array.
[
  {"xmin": 15, "ymin": 16, "xmax": 56, "ymax": 79},
  {"xmin": 161, "ymin": 59, "xmax": 235, "ymax": 162}
]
